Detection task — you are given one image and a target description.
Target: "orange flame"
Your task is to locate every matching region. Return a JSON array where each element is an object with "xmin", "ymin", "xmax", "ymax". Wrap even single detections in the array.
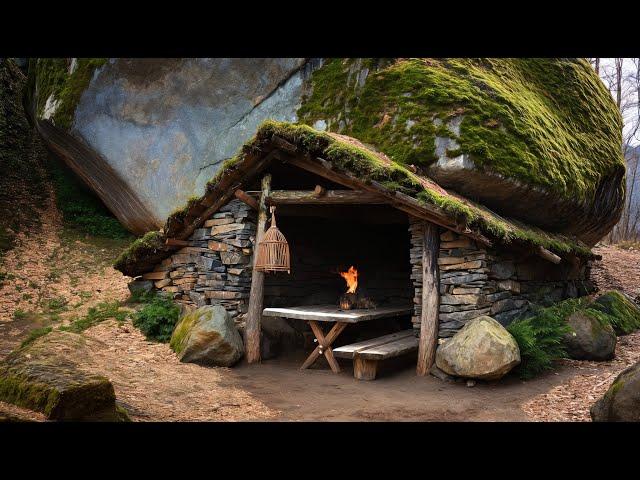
[{"xmin": 339, "ymin": 266, "xmax": 358, "ymax": 294}]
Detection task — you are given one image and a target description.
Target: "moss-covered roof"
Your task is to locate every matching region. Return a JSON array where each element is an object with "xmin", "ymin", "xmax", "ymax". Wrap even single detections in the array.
[
  {"xmin": 296, "ymin": 58, "xmax": 624, "ymax": 204},
  {"xmin": 115, "ymin": 120, "xmax": 595, "ymax": 277}
]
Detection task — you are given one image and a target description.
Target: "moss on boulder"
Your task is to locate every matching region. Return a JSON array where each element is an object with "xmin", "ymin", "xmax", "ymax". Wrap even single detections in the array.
[
  {"xmin": 30, "ymin": 58, "xmax": 107, "ymax": 130},
  {"xmin": 114, "ymin": 230, "xmax": 168, "ymax": 277},
  {"xmin": 588, "ymin": 291, "xmax": 640, "ymax": 335},
  {"xmin": 170, "ymin": 305, "xmax": 244, "ymax": 367},
  {"xmin": 298, "ymin": 58, "xmax": 622, "ymax": 203},
  {"xmin": 0, "ymin": 331, "xmax": 129, "ymax": 421},
  {"xmin": 591, "ymin": 360, "xmax": 640, "ymax": 421},
  {"xmin": 297, "ymin": 58, "xmax": 625, "ymax": 243}
]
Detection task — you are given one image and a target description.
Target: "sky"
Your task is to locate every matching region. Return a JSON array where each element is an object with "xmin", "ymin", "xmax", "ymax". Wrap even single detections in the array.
[{"xmin": 598, "ymin": 58, "xmax": 639, "ymax": 147}]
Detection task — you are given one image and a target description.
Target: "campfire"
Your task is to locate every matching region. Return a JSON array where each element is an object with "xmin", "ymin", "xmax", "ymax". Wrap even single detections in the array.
[{"xmin": 338, "ymin": 266, "xmax": 377, "ymax": 310}]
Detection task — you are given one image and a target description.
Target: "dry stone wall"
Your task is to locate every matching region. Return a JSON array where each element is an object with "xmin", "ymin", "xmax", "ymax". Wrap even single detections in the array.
[
  {"xmin": 145, "ymin": 199, "xmax": 257, "ymax": 318},
  {"xmin": 409, "ymin": 219, "xmax": 594, "ymax": 338}
]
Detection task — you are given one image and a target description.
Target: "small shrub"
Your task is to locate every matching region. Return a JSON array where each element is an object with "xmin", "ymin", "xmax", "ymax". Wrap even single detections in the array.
[
  {"xmin": 132, "ymin": 294, "xmax": 181, "ymax": 343},
  {"xmin": 507, "ymin": 299, "xmax": 580, "ymax": 379},
  {"xmin": 20, "ymin": 326, "xmax": 53, "ymax": 348}
]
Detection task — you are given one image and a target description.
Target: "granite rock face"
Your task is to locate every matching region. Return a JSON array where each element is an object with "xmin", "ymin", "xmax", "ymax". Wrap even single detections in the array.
[
  {"xmin": 435, "ymin": 316, "xmax": 520, "ymax": 380},
  {"xmin": 34, "ymin": 58, "xmax": 317, "ymax": 233}
]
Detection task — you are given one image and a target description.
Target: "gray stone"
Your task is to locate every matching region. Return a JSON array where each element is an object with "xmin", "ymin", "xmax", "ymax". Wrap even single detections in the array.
[
  {"xmin": 188, "ymin": 291, "xmax": 208, "ymax": 307},
  {"xmin": 439, "ymin": 308, "xmax": 491, "ymax": 322},
  {"xmin": 489, "ymin": 261, "xmax": 515, "ymax": 280},
  {"xmin": 493, "ymin": 308, "xmax": 528, "ymax": 326},
  {"xmin": 435, "ymin": 316, "xmax": 520, "ymax": 380},
  {"xmin": 170, "ymin": 305, "xmax": 244, "ymax": 367},
  {"xmin": 128, "ymin": 279, "xmax": 153, "ymax": 297},
  {"xmin": 591, "ymin": 360, "xmax": 640, "ymax": 421},
  {"xmin": 220, "ymin": 251, "xmax": 251, "ymax": 265},
  {"xmin": 440, "ymin": 274, "xmax": 488, "ymax": 285},
  {"xmin": 563, "ymin": 311, "xmax": 616, "ymax": 361}
]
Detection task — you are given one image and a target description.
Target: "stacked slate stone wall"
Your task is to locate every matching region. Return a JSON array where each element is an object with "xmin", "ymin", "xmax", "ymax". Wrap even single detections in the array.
[
  {"xmin": 146, "ymin": 199, "xmax": 257, "ymax": 318},
  {"xmin": 409, "ymin": 219, "xmax": 594, "ymax": 338}
]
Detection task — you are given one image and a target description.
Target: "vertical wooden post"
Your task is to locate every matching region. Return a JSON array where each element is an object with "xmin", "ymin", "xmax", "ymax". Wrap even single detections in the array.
[
  {"xmin": 245, "ymin": 174, "xmax": 272, "ymax": 364},
  {"xmin": 417, "ymin": 222, "xmax": 440, "ymax": 376}
]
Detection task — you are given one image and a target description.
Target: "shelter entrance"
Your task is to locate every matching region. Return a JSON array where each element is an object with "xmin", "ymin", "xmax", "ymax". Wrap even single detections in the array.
[{"xmin": 260, "ymin": 202, "xmax": 416, "ymax": 371}]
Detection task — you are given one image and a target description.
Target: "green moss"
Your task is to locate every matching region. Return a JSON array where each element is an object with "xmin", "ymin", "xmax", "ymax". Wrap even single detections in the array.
[
  {"xmin": 586, "ymin": 291, "xmax": 640, "ymax": 335},
  {"xmin": 114, "ymin": 230, "xmax": 165, "ymax": 272},
  {"xmin": 33, "ymin": 58, "xmax": 107, "ymax": 130},
  {"xmin": 610, "ymin": 378, "xmax": 625, "ymax": 396},
  {"xmin": 169, "ymin": 310, "xmax": 197, "ymax": 354},
  {"xmin": 59, "ymin": 301, "xmax": 128, "ymax": 333},
  {"xmin": 0, "ymin": 369, "xmax": 61, "ymax": 416},
  {"xmin": 297, "ymin": 58, "xmax": 623, "ymax": 203},
  {"xmin": 20, "ymin": 327, "xmax": 53, "ymax": 349}
]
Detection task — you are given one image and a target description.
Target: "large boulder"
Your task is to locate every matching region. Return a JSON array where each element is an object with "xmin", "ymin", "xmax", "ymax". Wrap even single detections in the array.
[
  {"xmin": 0, "ymin": 331, "xmax": 129, "ymax": 421},
  {"xmin": 30, "ymin": 58, "xmax": 312, "ymax": 233},
  {"xmin": 435, "ymin": 316, "xmax": 521, "ymax": 380},
  {"xmin": 170, "ymin": 305, "xmax": 244, "ymax": 367},
  {"xmin": 29, "ymin": 58, "xmax": 623, "ymax": 244},
  {"xmin": 591, "ymin": 360, "xmax": 640, "ymax": 422},
  {"xmin": 563, "ymin": 311, "xmax": 616, "ymax": 361}
]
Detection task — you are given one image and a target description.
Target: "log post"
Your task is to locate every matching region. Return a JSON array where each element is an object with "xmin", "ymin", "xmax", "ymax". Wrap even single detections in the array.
[
  {"xmin": 417, "ymin": 222, "xmax": 440, "ymax": 376},
  {"xmin": 245, "ymin": 174, "xmax": 272, "ymax": 364}
]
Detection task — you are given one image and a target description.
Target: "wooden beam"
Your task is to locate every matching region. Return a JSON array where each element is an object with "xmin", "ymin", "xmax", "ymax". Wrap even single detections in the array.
[
  {"xmin": 234, "ymin": 189, "xmax": 259, "ymax": 210},
  {"xmin": 284, "ymin": 154, "xmax": 492, "ymax": 246},
  {"xmin": 417, "ymin": 222, "xmax": 440, "ymax": 376},
  {"xmin": 264, "ymin": 189, "xmax": 387, "ymax": 205},
  {"xmin": 537, "ymin": 246, "xmax": 562, "ymax": 264},
  {"xmin": 165, "ymin": 238, "xmax": 190, "ymax": 247},
  {"xmin": 245, "ymin": 174, "xmax": 272, "ymax": 364}
]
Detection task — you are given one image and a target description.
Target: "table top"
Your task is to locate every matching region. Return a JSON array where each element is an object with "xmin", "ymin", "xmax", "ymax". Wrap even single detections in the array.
[{"xmin": 262, "ymin": 304, "xmax": 413, "ymax": 323}]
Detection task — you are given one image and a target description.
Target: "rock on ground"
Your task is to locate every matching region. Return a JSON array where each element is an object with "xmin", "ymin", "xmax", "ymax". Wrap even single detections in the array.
[
  {"xmin": 591, "ymin": 359, "xmax": 640, "ymax": 421},
  {"xmin": 436, "ymin": 316, "xmax": 521, "ymax": 380},
  {"xmin": 0, "ymin": 331, "xmax": 128, "ymax": 421},
  {"xmin": 564, "ymin": 311, "xmax": 617, "ymax": 361},
  {"xmin": 170, "ymin": 305, "xmax": 244, "ymax": 367}
]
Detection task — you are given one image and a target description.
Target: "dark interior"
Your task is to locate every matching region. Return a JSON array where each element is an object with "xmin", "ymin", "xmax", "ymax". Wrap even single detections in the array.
[{"xmin": 257, "ymin": 163, "xmax": 414, "ymax": 346}]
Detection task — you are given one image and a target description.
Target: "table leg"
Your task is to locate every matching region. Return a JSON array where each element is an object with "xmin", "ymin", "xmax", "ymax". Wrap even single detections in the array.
[{"xmin": 301, "ymin": 321, "xmax": 347, "ymax": 373}]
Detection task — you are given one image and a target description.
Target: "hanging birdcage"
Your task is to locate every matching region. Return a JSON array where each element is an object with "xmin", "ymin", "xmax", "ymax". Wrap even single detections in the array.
[{"xmin": 255, "ymin": 206, "xmax": 290, "ymax": 273}]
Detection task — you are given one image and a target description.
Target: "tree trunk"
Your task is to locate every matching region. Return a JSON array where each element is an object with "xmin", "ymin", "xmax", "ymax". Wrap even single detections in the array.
[
  {"xmin": 417, "ymin": 222, "xmax": 440, "ymax": 376},
  {"xmin": 245, "ymin": 174, "xmax": 272, "ymax": 364}
]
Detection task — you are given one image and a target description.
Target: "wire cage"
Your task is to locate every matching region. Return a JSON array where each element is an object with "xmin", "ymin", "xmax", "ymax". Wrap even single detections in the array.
[{"xmin": 255, "ymin": 206, "xmax": 290, "ymax": 273}]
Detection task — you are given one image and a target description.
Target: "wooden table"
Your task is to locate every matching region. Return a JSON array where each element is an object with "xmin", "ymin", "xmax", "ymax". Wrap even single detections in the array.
[{"xmin": 262, "ymin": 305, "xmax": 413, "ymax": 373}]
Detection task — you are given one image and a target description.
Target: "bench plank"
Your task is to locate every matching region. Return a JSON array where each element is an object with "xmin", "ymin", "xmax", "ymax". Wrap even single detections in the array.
[
  {"xmin": 332, "ymin": 330, "xmax": 415, "ymax": 359},
  {"xmin": 357, "ymin": 335, "xmax": 420, "ymax": 361}
]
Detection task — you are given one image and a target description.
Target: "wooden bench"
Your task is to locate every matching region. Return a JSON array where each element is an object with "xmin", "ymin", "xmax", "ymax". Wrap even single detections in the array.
[{"xmin": 332, "ymin": 329, "xmax": 419, "ymax": 380}]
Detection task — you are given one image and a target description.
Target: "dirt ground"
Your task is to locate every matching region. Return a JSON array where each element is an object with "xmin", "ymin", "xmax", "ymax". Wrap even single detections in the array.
[{"xmin": 2, "ymin": 188, "xmax": 640, "ymax": 421}]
